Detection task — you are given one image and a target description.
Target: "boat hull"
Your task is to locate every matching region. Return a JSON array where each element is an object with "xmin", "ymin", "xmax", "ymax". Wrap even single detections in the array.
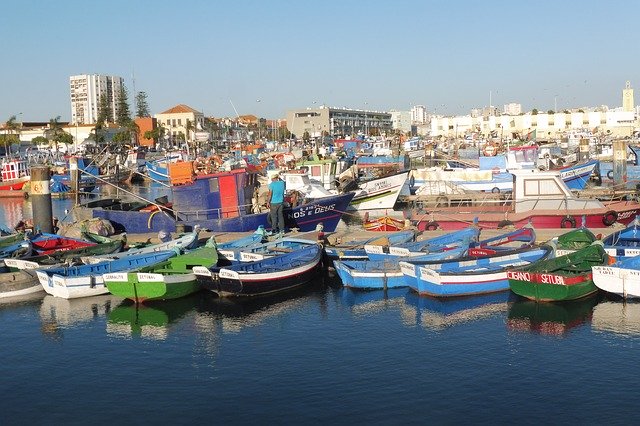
[
  {"xmin": 415, "ymin": 205, "xmax": 640, "ymax": 231},
  {"xmin": 37, "ymin": 272, "xmax": 110, "ymax": 299},
  {"xmin": 215, "ymin": 246, "xmax": 322, "ymax": 297},
  {"xmin": 507, "ymin": 272, "xmax": 598, "ymax": 302},
  {"xmin": 83, "ymin": 192, "xmax": 355, "ymax": 233},
  {"xmin": 0, "ymin": 271, "xmax": 42, "ymax": 299},
  {"xmin": 593, "ymin": 264, "xmax": 640, "ymax": 299},
  {"xmin": 104, "ymin": 272, "xmax": 201, "ymax": 303}
]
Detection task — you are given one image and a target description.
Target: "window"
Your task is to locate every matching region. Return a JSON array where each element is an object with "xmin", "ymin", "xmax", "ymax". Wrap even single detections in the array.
[{"xmin": 178, "ymin": 119, "xmax": 182, "ymax": 126}]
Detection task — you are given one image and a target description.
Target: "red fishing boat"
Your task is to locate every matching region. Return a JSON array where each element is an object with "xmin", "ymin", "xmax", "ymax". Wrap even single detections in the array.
[
  {"xmin": 410, "ymin": 170, "xmax": 640, "ymax": 231},
  {"xmin": 363, "ymin": 212, "xmax": 406, "ymax": 232},
  {"xmin": 0, "ymin": 159, "xmax": 30, "ymax": 192}
]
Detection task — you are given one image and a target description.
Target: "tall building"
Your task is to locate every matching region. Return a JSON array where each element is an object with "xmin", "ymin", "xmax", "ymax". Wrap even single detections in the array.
[
  {"xmin": 70, "ymin": 74, "xmax": 124, "ymax": 125},
  {"xmin": 623, "ymin": 81, "xmax": 634, "ymax": 112},
  {"xmin": 411, "ymin": 105, "xmax": 428, "ymax": 124}
]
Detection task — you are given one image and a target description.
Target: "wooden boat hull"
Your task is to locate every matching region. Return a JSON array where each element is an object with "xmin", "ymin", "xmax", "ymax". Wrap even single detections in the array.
[
  {"xmin": 324, "ymin": 230, "xmax": 416, "ymax": 261},
  {"xmin": 334, "ymin": 247, "xmax": 467, "ymax": 290},
  {"xmin": 0, "ymin": 175, "xmax": 30, "ymax": 191},
  {"xmin": 349, "ymin": 171, "xmax": 409, "ymax": 211},
  {"xmin": 406, "ymin": 246, "xmax": 553, "ymax": 297},
  {"xmin": 36, "ymin": 250, "xmax": 177, "ymax": 299},
  {"xmin": 508, "ymin": 273, "xmax": 598, "ymax": 302},
  {"xmin": 593, "ymin": 258, "xmax": 640, "ymax": 299},
  {"xmin": 0, "ymin": 270, "xmax": 42, "ymax": 299},
  {"xmin": 104, "ymin": 272, "xmax": 201, "ymax": 303},
  {"xmin": 507, "ymin": 243, "xmax": 608, "ymax": 302},
  {"xmin": 215, "ymin": 245, "xmax": 322, "ymax": 297},
  {"xmin": 400, "ymin": 245, "xmax": 553, "ymax": 297}
]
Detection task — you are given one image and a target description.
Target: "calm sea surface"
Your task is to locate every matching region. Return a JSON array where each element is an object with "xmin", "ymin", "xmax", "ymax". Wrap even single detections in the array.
[{"xmin": 1, "ymin": 187, "xmax": 640, "ymax": 424}]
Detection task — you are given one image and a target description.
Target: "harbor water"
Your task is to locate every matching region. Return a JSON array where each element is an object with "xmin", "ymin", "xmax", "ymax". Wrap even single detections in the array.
[
  {"xmin": 2, "ymin": 283, "xmax": 640, "ymax": 424},
  {"xmin": 2, "ymin": 186, "xmax": 640, "ymax": 424}
]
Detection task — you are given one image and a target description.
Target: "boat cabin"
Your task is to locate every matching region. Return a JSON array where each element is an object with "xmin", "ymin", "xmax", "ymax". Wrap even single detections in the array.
[
  {"xmin": 171, "ymin": 168, "xmax": 260, "ymax": 221},
  {"xmin": 1, "ymin": 159, "xmax": 29, "ymax": 181},
  {"xmin": 511, "ymin": 169, "xmax": 603, "ymax": 213}
]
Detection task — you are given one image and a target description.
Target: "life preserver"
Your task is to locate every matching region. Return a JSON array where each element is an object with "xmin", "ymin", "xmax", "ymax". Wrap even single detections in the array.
[
  {"xmin": 560, "ymin": 216, "xmax": 577, "ymax": 228},
  {"xmin": 607, "ymin": 170, "xmax": 614, "ymax": 180},
  {"xmin": 435, "ymin": 196, "xmax": 449, "ymax": 207},
  {"xmin": 483, "ymin": 143, "xmax": 497, "ymax": 156},
  {"xmin": 602, "ymin": 210, "xmax": 618, "ymax": 227},
  {"xmin": 425, "ymin": 221, "xmax": 439, "ymax": 231}
]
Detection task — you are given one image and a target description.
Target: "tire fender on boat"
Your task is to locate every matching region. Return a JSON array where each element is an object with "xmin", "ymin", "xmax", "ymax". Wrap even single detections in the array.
[
  {"xmin": 497, "ymin": 220, "xmax": 514, "ymax": 229},
  {"xmin": 560, "ymin": 215, "xmax": 577, "ymax": 229},
  {"xmin": 425, "ymin": 221, "xmax": 439, "ymax": 231},
  {"xmin": 602, "ymin": 210, "xmax": 618, "ymax": 227},
  {"xmin": 607, "ymin": 170, "xmax": 614, "ymax": 180}
]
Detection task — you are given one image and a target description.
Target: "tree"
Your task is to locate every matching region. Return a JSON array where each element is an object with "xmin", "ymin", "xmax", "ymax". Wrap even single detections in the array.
[
  {"xmin": 135, "ymin": 91, "xmax": 150, "ymax": 118},
  {"xmin": 97, "ymin": 95, "xmax": 112, "ymax": 124},
  {"xmin": 547, "ymin": 110, "xmax": 555, "ymax": 114},
  {"xmin": 532, "ymin": 109, "xmax": 539, "ymax": 115},
  {"xmin": 115, "ymin": 86, "xmax": 132, "ymax": 126},
  {"xmin": 46, "ymin": 116, "xmax": 66, "ymax": 152},
  {"xmin": 3, "ymin": 115, "xmax": 21, "ymax": 155}
]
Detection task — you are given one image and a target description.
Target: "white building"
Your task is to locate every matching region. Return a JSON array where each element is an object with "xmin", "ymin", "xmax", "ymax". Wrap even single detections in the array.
[
  {"xmin": 389, "ymin": 110, "xmax": 412, "ymax": 134},
  {"xmin": 503, "ymin": 103, "xmax": 522, "ymax": 116},
  {"xmin": 154, "ymin": 104, "xmax": 205, "ymax": 145},
  {"xmin": 430, "ymin": 109, "xmax": 638, "ymax": 140},
  {"xmin": 411, "ymin": 105, "xmax": 428, "ymax": 124},
  {"xmin": 70, "ymin": 74, "xmax": 124, "ymax": 125}
]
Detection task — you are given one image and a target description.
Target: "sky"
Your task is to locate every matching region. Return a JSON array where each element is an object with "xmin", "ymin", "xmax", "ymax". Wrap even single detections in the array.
[{"xmin": 1, "ymin": 0, "xmax": 638, "ymax": 122}]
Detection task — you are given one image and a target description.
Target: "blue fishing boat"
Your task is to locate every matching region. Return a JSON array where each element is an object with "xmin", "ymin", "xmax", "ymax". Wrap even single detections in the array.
[
  {"xmin": 334, "ymin": 226, "xmax": 538, "ymax": 290},
  {"xmin": 74, "ymin": 168, "xmax": 355, "ymax": 233},
  {"xmin": 601, "ymin": 218, "xmax": 640, "ymax": 258},
  {"xmin": 364, "ymin": 227, "xmax": 479, "ymax": 260},
  {"xmin": 400, "ymin": 245, "xmax": 554, "ymax": 297},
  {"xmin": 334, "ymin": 246, "xmax": 468, "ymax": 290},
  {"xmin": 231, "ymin": 237, "xmax": 318, "ymax": 262},
  {"xmin": 51, "ymin": 157, "xmax": 100, "ymax": 192},
  {"xmin": 213, "ymin": 243, "xmax": 323, "ymax": 297},
  {"xmin": 324, "ymin": 230, "xmax": 416, "ymax": 261},
  {"xmin": 599, "ymin": 145, "xmax": 640, "ymax": 185},
  {"xmin": 36, "ymin": 250, "xmax": 177, "ymax": 299}
]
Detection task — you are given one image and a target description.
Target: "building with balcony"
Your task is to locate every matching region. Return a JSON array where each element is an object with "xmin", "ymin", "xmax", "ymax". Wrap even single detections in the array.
[
  {"xmin": 70, "ymin": 74, "xmax": 124, "ymax": 125},
  {"xmin": 285, "ymin": 106, "xmax": 392, "ymax": 139}
]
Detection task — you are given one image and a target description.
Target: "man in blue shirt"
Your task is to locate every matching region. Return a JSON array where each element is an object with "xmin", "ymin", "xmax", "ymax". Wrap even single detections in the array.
[{"xmin": 267, "ymin": 174, "xmax": 286, "ymax": 235}]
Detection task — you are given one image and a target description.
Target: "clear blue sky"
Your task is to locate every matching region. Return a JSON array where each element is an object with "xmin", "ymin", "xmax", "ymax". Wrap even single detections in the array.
[{"xmin": 1, "ymin": 0, "xmax": 637, "ymax": 122}]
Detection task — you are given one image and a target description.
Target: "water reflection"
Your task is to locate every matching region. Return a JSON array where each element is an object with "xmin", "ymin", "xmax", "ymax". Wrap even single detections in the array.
[
  {"xmin": 195, "ymin": 284, "xmax": 324, "ymax": 334},
  {"xmin": 404, "ymin": 291, "xmax": 512, "ymax": 330},
  {"xmin": 107, "ymin": 293, "xmax": 200, "ymax": 340},
  {"xmin": 39, "ymin": 294, "xmax": 122, "ymax": 338},
  {"xmin": 592, "ymin": 299, "xmax": 640, "ymax": 337},
  {"xmin": 507, "ymin": 294, "xmax": 601, "ymax": 336}
]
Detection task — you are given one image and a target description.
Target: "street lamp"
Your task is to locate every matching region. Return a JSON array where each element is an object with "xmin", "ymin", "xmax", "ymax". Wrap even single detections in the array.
[{"xmin": 364, "ymin": 102, "xmax": 368, "ymax": 137}]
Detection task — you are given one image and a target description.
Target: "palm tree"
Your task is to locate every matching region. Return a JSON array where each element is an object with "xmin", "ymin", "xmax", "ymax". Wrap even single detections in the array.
[
  {"xmin": 46, "ymin": 116, "xmax": 64, "ymax": 152},
  {"xmin": 3, "ymin": 115, "xmax": 21, "ymax": 156}
]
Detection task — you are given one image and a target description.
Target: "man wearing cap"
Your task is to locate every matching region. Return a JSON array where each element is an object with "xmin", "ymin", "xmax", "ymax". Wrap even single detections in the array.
[{"xmin": 267, "ymin": 173, "xmax": 286, "ymax": 236}]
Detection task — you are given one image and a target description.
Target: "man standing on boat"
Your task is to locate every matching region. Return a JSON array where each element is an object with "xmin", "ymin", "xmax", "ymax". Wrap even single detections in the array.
[{"xmin": 267, "ymin": 173, "xmax": 286, "ymax": 236}]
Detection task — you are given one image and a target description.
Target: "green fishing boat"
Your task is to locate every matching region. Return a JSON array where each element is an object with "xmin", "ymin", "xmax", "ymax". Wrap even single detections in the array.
[
  {"xmin": 552, "ymin": 227, "xmax": 598, "ymax": 256},
  {"xmin": 104, "ymin": 239, "xmax": 218, "ymax": 304},
  {"xmin": 507, "ymin": 243, "xmax": 610, "ymax": 302}
]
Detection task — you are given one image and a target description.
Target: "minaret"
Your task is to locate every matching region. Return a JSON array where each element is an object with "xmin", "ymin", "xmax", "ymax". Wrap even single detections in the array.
[{"xmin": 623, "ymin": 81, "xmax": 634, "ymax": 112}]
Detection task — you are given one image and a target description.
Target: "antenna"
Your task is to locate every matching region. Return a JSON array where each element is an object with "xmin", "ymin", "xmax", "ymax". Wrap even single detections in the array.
[
  {"xmin": 229, "ymin": 100, "xmax": 240, "ymax": 118},
  {"xmin": 132, "ymin": 69, "xmax": 137, "ymax": 115}
]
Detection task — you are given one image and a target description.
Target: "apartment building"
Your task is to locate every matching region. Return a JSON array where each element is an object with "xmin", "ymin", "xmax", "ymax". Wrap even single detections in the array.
[{"xmin": 70, "ymin": 74, "xmax": 124, "ymax": 124}]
